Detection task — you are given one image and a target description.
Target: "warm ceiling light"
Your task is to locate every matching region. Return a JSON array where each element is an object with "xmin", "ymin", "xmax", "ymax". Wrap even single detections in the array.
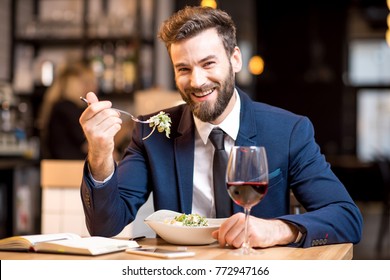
[
  {"xmin": 387, "ymin": 13, "xmax": 390, "ymax": 28},
  {"xmin": 248, "ymin": 55, "xmax": 265, "ymax": 75},
  {"xmin": 200, "ymin": 0, "xmax": 217, "ymax": 9},
  {"xmin": 386, "ymin": 29, "xmax": 390, "ymax": 47},
  {"xmin": 41, "ymin": 61, "xmax": 54, "ymax": 86},
  {"xmin": 387, "ymin": 0, "xmax": 390, "ymax": 10}
]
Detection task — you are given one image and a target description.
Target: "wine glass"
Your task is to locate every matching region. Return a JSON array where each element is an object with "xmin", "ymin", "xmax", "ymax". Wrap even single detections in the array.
[{"xmin": 226, "ymin": 146, "xmax": 269, "ymax": 255}]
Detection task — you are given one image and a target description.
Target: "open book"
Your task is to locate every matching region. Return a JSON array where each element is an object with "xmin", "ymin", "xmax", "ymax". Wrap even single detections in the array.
[{"xmin": 0, "ymin": 233, "xmax": 139, "ymax": 256}]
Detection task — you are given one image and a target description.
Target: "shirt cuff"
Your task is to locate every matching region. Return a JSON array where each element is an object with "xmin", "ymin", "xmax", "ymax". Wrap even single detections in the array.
[
  {"xmin": 280, "ymin": 219, "xmax": 306, "ymax": 246},
  {"xmin": 294, "ymin": 230, "xmax": 303, "ymax": 243},
  {"xmin": 87, "ymin": 163, "xmax": 114, "ymax": 186}
]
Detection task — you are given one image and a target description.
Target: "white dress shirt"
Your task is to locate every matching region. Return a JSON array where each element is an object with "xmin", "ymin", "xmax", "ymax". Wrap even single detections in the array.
[{"xmin": 192, "ymin": 89, "xmax": 241, "ymax": 217}]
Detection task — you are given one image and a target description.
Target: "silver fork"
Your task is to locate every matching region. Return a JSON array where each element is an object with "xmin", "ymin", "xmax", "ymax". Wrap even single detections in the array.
[{"xmin": 80, "ymin": 97, "xmax": 151, "ymax": 124}]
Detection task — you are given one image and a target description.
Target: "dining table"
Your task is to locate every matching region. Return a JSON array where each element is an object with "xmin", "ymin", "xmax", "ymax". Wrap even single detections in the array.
[{"xmin": 0, "ymin": 237, "xmax": 353, "ymax": 260}]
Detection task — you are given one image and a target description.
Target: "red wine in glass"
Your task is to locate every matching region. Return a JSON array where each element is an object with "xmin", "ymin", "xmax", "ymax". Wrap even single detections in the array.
[
  {"xmin": 226, "ymin": 146, "xmax": 269, "ymax": 255},
  {"xmin": 227, "ymin": 181, "xmax": 268, "ymax": 208}
]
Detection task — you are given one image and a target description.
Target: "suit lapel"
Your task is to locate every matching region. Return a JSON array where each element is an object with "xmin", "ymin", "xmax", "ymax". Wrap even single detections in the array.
[
  {"xmin": 174, "ymin": 106, "xmax": 195, "ymax": 213},
  {"xmin": 236, "ymin": 88, "xmax": 258, "ymax": 146},
  {"xmin": 232, "ymin": 89, "xmax": 259, "ymax": 213}
]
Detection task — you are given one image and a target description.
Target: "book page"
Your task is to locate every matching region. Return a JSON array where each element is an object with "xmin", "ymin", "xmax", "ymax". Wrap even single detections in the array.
[
  {"xmin": 34, "ymin": 236, "xmax": 139, "ymax": 255},
  {"xmin": 0, "ymin": 233, "xmax": 81, "ymax": 251},
  {"xmin": 24, "ymin": 233, "xmax": 81, "ymax": 245}
]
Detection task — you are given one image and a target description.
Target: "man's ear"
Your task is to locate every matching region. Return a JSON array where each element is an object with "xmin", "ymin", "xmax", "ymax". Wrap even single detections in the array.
[{"xmin": 231, "ymin": 46, "xmax": 242, "ymax": 73}]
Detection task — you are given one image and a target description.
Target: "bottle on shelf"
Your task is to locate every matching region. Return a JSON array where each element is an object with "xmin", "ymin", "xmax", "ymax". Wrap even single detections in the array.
[
  {"xmin": 101, "ymin": 42, "xmax": 115, "ymax": 94},
  {"xmin": 115, "ymin": 41, "xmax": 136, "ymax": 94}
]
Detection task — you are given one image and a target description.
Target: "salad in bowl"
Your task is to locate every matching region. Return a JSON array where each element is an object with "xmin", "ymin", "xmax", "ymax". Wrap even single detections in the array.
[{"xmin": 144, "ymin": 210, "xmax": 226, "ymax": 245}]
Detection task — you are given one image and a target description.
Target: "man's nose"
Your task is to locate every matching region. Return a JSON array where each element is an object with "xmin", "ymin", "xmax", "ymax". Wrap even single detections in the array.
[{"xmin": 190, "ymin": 68, "xmax": 207, "ymax": 88}]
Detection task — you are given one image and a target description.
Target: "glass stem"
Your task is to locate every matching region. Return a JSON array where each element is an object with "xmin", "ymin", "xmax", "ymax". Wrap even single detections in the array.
[{"xmin": 243, "ymin": 207, "xmax": 251, "ymax": 254}]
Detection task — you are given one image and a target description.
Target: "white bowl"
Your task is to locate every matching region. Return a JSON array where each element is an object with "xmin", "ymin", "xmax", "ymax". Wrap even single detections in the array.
[{"xmin": 144, "ymin": 210, "xmax": 226, "ymax": 245}]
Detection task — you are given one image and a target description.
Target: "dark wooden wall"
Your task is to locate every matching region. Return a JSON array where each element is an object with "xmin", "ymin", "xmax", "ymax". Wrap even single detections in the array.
[{"xmin": 254, "ymin": 1, "xmax": 349, "ymax": 155}]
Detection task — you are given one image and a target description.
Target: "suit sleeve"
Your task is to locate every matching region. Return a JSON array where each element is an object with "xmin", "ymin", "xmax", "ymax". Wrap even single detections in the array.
[
  {"xmin": 278, "ymin": 117, "xmax": 363, "ymax": 247},
  {"xmin": 80, "ymin": 124, "xmax": 152, "ymax": 237}
]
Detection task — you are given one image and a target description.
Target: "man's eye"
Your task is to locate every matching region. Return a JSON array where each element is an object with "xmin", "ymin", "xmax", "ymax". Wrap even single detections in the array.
[
  {"xmin": 177, "ymin": 68, "xmax": 189, "ymax": 73},
  {"xmin": 204, "ymin": 61, "xmax": 215, "ymax": 68}
]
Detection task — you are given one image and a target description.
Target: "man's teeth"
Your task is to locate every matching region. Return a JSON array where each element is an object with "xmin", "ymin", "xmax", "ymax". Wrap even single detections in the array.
[{"xmin": 193, "ymin": 89, "xmax": 213, "ymax": 97}]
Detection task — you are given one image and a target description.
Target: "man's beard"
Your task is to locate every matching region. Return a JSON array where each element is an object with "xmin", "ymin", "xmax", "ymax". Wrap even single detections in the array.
[{"xmin": 178, "ymin": 65, "xmax": 235, "ymax": 123}]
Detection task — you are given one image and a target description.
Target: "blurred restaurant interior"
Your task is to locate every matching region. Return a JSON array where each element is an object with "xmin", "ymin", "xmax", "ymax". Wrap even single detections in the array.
[{"xmin": 0, "ymin": 0, "xmax": 389, "ymax": 259}]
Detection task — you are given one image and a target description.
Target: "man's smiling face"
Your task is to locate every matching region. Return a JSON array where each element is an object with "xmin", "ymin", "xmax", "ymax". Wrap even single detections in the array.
[{"xmin": 171, "ymin": 28, "xmax": 242, "ymax": 124}]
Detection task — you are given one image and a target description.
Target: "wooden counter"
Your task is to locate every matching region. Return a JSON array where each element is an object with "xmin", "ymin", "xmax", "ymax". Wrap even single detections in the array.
[{"xmin": 0, "ymin": 238, "xmax": 353, "ymax": 260}]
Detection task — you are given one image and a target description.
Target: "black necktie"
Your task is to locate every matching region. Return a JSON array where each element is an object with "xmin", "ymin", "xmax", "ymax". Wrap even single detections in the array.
[{"xmin": 209, "ymin": 128, "xmax": 232, "ymax": 218}]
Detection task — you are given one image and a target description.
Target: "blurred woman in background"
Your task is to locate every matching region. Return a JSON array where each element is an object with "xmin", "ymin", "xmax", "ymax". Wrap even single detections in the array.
[{"xmin": 38, "ymin": 61, "xmax": 97, "ymax": 159}]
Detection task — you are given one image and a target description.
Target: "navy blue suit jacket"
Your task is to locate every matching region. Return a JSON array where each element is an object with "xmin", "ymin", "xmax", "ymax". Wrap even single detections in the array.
[{"xmin": 81, "ymin": 88, "xmax": 363, "ymax": 247}]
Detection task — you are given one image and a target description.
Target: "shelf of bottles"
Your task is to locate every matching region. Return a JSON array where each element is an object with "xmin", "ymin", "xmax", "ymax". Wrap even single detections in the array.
[
  {"xmin": 90, "ymin": 40, "xmax": 137, "ymax": 95},
  {"xmin": 4, "ymin": 0, "xmax": 156, "ymax": 159},
  {"xmin": 11, "ymin": 0, "xmax": 154, "ymax": 97}
]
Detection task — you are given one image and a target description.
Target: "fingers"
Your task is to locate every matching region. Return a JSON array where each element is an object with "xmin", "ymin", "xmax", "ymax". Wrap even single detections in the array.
[
  {"xmin": 79, "ymin": 94, "xmax": 115, "ymax": 124},
  {"xmin": 86, "ymin": 91, "xmax": 99, "ymax": 104},
  {"xmin": 81, "ymin": 108, "xmax": 122, "ymax": 142},
  {"xmin": 79, "ymin": 93, "xmax": 122, "ymax": 158},
  {"xmin": 214, "ymin": 215, "xmax": 294, "ymax": 249},
  {"xmin": 217, "ymin": 213, "xmax": 246, "ymax": 248}
]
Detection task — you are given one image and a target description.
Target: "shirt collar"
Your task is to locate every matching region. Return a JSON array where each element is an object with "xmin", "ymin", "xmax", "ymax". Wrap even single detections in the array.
[{"xmin": 194, "ymin": 89, "xmax": 241, "ymax": 144}]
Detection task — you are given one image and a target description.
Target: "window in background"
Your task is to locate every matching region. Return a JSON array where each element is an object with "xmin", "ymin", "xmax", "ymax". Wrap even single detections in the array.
[
  {"xmin": 348, "ymin": 39, "xmax": 390, "ymax": 86},
  {"xmin": 349, "ymin": 38, "xmax": 390, "ymax": 162},
  {"xmin": 357, "ymin": 89, "xmax": 390, "ymax": 162}
]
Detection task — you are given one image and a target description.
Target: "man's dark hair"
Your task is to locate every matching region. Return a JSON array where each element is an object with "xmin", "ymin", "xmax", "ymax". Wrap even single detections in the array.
[{"xmin": 158, "ymin": 6, "xmax": 237, "ymax": 57}]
